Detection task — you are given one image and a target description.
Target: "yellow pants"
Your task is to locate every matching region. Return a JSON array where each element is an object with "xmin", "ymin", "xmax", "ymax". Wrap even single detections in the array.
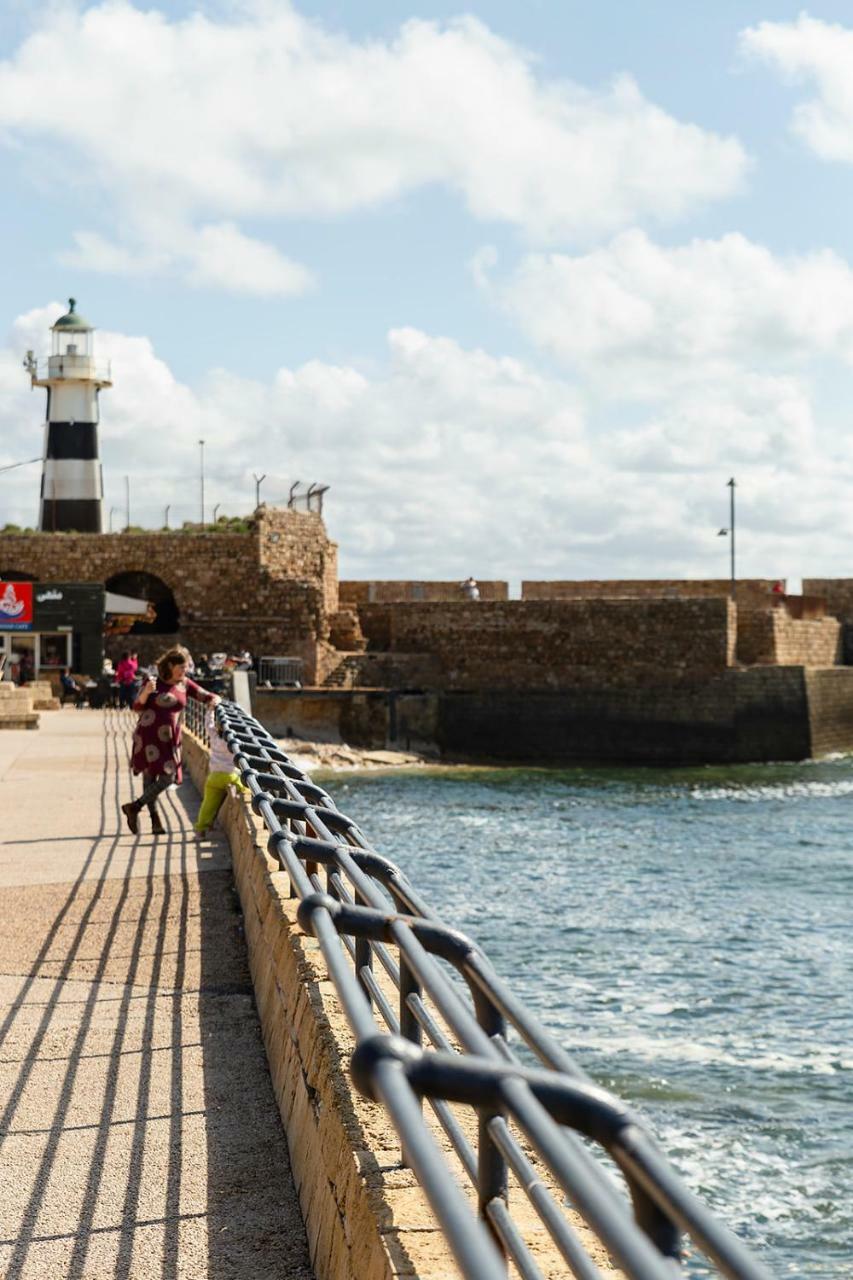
[{"xmin": 195, "ymin": 770, "xmax": 247, "ymax": 832}]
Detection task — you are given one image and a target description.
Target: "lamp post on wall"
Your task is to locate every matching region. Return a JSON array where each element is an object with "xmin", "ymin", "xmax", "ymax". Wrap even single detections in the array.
[
  {"xmin": 164, "ymin": 504, "xmax": 170, "ymax": 530},
  {"xmin": 253, "ymin": 472, "xmax": 266, "ymax": 509},
  {"xmin": 213, "ymin": 503, "xmax": 221, "ymax": 524},
  {"xmin": 717, "ymin": 476, "xmax": 737, "ymax": 601},
  {"xmin": 109, "ymin": 506, "xmax": 117, "ymax": 533},
  {"xmin": 199, "ymin": 439, "xmax": 205, "ymax": 527}
]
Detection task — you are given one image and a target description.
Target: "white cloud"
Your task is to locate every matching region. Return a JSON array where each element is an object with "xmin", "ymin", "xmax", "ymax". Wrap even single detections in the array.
[
  {"xmin": 186, "ymin": 223, "xmax": 314, "ymax": 296},
  {"xmin": 496, "ymin": 230, "xmax": 853, "ymax": 383},
  {"xmin": 741, "ymin": 15, "xmax": 853, "ymax": 161},
  {"xmin": 59, "ymin": 222, "xmax": 314, "ymax": 298},
  {"xmin": 0, "ymin": 1, "xmax": 747, "ymax": 288},
  {"xmin": 5, "ymin": 305, "xmax": 853, "ymax": 584}
]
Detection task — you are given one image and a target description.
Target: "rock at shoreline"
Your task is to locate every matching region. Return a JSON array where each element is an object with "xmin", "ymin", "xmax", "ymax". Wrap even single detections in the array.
[{"xmin": 276, "ymin": 737, "xmax": 426, "ymax": 772}]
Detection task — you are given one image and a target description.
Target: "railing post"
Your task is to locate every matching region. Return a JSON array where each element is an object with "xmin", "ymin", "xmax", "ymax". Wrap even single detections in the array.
[
  {"xmin": 354, "ymin": 883, "xmax": 373, "ymax": 1008},
  {"xmin": 474, "ymin": 991, "xmax": 508, "ymax": 1264}
]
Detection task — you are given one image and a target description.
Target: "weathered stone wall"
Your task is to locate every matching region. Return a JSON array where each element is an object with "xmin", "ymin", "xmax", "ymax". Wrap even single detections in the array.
[
  {"xmin": 340, "ymin": 579, "xmax": 508, "ymax": 603},
  {"xmin": 737, "ymin": 610, "xmax": 840, "ymax": 667},
  {"xmin": 0, "ymin": 507, "xmax": 337, "ymax": 681},
  {"xmin": 806, "ymin": 668, "xmax": 853, "ymax": 755},
  {"xmin": 522, "ymin": 578, "xmax": 778, "ymax": 605},
  {"xmin": 251, "ymin": 687, "xmax": 439, "ymax": 747},
  {"xmin": 377, "ymin": 598, "xmax": 736, "ymax": 690},
  {"xmin": 353, "ymin": 604, "xmax": 394, "ymax": 652},
  {"xmin": 245, "ymin": 667, "xmax": 853, "ymax": 763},
  {"xmin": 435, "ymin": 667, "xmax": 821, "ymax": 763},
  {"xmin": 804, "ymin": 579, "xmax": 853, "ymax": 622},
  {"xmin": 257, "ymin": 505, "xmax": 339, "ymax": 615}
]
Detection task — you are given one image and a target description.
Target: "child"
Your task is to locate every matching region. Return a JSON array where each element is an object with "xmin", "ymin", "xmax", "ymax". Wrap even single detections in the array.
[{"xmin": 195, "ymin": 709, "xmax": 248, "ymax": 837}]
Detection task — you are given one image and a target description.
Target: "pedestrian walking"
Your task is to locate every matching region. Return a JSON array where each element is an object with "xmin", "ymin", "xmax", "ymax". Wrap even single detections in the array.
[
  {"xmin": 115, "ymin": 650, "xmax": 138, "ymax": 710},
  {"xmin": 121, "ymin": 646, "xmax": 219, "ymax": 836}
]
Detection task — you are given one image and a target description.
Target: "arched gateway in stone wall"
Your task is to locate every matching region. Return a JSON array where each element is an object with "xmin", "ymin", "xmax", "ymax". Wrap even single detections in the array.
[
  {"xmin": 0, "ymin": 508, "xmax": 339, "ymax": 681},
  {"xmin": 105, "ymin": 570, "xmax": 180, "ymax": 634}
]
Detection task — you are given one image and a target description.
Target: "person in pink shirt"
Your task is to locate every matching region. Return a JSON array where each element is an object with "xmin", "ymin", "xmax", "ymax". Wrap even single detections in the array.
[{"xmin": 115, "ymin": 650, "xmax": 138, "ymax": 710}]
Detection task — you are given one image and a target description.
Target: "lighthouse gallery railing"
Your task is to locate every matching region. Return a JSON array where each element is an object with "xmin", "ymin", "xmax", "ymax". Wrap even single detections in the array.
[{"xmin": 198, "ymin": 700, "xmax": 771, "ymax": 1280}]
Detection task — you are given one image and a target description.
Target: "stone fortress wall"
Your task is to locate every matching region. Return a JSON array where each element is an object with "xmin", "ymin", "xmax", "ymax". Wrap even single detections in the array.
[
  {"xmin": 320, "ymin": 576, "xmax": 852, "ymax": 763},
  {"xmin": 521, "ymin": 578, "xmax": 779, "ymax": 604},
  {"xmin": 357, "ymin": 598, "xmax": 736, "ymax": 689},
  {"xmin": 339, "ymin": 579, "xmax": 508, "ymax": 603},
  {"xmin": 338, "ymin": 583, "xmax": 839, "ymax": 689},
  {"xmin": 5, "ymin": 512, "xmax": 853, "ymax": 760}
]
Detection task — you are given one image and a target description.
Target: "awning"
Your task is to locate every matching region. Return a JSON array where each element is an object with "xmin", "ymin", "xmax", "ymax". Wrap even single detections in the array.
[{"xmin": 105, "ymin": 591, "xmax": 150, "ymax": 615}]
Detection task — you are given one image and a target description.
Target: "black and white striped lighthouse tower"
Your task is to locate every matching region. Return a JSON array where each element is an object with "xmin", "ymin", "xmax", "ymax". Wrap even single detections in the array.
[{"xmin": 26, "ymin": 298, "xmax": 111, "ymax": 533}]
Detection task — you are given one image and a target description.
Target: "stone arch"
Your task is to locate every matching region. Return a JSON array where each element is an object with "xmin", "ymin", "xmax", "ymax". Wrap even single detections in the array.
[
  {"xmin": 105, "ymin": 570, "xmax": 180, "ymax": 634},
  {"xmin": 0, "ymin": 569, "xmax": 38, "ymax": 581}
]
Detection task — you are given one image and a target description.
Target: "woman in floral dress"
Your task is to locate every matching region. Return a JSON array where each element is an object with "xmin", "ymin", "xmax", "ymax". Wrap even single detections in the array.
[{"xmin": 121, "ymin": 646, "xmax": 219, "ymax": 835}]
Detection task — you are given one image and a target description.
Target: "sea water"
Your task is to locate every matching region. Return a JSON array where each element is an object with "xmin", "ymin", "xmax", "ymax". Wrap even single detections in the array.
[{"xmin": 320, "ymin": 756, "xmax": 853, "ymax": 1277}]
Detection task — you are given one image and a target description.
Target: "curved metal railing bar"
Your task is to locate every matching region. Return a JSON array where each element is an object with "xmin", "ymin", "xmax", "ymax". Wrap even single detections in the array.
[{"xmin": 186, "ymin": 700, "xmax": 772, "ymax": 1280}]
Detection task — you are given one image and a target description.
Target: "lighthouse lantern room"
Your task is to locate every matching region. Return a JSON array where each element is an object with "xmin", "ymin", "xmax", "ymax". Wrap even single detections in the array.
[{"xmin": 25, "ymin": 298, "xmax": 112, "ymax": 533}]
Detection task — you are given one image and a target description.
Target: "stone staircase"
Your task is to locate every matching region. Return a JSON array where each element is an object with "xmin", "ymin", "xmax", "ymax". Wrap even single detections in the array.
[
  {"xmin": 321, "ymin": 651, "xmax": 442, "ymax": 690},
  {"xmin": 28, "ymin": 680, "xmax": 61, "ymax": 711},
  {"xmin": 0, "ymin": 684, "xmax": 40, "ymax": 730}
]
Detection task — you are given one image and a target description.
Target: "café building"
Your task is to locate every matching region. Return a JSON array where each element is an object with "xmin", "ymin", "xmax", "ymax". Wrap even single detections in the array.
[{"xmin": 0, "ymin": 580, "xmax": 106, "ymax": 682}]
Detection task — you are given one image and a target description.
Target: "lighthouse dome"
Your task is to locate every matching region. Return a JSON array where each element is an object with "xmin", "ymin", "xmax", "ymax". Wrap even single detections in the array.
[{"xmin": 52, "ymin": 298, "xmax": 92, "ymax": 331}]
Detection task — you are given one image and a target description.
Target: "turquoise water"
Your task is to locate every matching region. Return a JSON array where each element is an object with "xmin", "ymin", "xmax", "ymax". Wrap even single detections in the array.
[{"xmin": 321, "ymin": 757, "xmax": 853, "ymax": 1278}]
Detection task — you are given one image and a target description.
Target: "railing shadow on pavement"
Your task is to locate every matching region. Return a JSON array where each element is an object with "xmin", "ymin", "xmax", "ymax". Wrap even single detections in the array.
[
  {"xmin": 202, "ymin": 697, "xmax": 775, "ymax": 1280},
  {"xmin": 0, "ymin": 708, "xmax": 312, "ymax": 1280}
]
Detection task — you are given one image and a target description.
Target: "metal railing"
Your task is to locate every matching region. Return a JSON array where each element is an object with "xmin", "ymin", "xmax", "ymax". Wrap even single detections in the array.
[
  {"xmin": 190, "ymin": 699, "xmax": 772, "ymax": 1280},
  {"xmin": 30, "ymin": 356, "xmax": 112, "ymax": 383},
  {"xmin": 258, "ymin": 655, "xmax": 303, "ymax": 687}
]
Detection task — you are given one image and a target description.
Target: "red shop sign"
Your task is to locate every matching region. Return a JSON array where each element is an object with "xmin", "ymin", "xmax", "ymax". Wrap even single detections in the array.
[{"xmin": 0, "ymin": 581, "xmax": 34, "ymax": 630}]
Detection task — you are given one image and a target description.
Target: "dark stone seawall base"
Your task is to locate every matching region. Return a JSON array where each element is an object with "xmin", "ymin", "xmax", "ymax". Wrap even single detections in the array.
[
  {"xmin": 438, "ymin": 667, "xmax": 853, "ymax": 764},
  {"xmin": 248, "ymin": 667, "xmax": 853, "ymax": 765}
]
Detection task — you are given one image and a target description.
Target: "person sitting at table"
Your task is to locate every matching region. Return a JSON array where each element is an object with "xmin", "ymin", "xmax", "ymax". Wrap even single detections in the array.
[{"xmin": 59, "ymin": 668, "xmax": 81, "ymax": 706}]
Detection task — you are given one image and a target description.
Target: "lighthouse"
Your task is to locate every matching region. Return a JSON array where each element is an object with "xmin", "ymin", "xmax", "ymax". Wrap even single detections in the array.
[{"xmin": 24, "ymin": 298, "xmax": 111, "ymax": 533}]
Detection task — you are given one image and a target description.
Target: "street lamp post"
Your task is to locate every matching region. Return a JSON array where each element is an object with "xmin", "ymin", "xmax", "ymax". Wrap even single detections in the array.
[
  {"xmin": 213, "ymin": 503, "xmax": 221, "ymax": 524},
  {"xmin": 164, "ymin": 504, "xmax": 171, "ymax": 530},
  {"xmin": 253, "ymin": 472, "xmax": 267, "ymax": 509},
  {"xmin": 727, "ymin": 477, "xmax": 736, "ymax": 601},
  {"xmin": 109, "ymin": 506, "xmax": 117, "ymax": 533},
  {"xmin": 717, "ymin": 477, "xmax": 737, "ymax": 601},
  {"xmin": 199, "ymin": 439, "xmax": 205, "ymax": 527}
]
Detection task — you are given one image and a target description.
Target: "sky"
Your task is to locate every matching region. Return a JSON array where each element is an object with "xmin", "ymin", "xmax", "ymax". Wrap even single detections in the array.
[{"xmin": 5, "ymin": 3, "xmax": 853, "ymax": 586}]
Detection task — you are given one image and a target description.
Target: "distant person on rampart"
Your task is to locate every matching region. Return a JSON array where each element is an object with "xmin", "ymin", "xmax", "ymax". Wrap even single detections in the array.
[
  {"xmin": 121, "ymin": 646, "xmax": 219, "ymax": 837},
  {"xmin": 194, "ymin": 707, "xmax": 248, "ymax": 839},
  {"xmin": 461, "ymin": 576, "xmax": 480, "ymax": 602},
  {"xmin": 115, "ymin": 650, "xmax": 138, "ymax": 709},
  {"xmin": 771, "ymin": 580, "xmax": 786, "ymax": 607}
]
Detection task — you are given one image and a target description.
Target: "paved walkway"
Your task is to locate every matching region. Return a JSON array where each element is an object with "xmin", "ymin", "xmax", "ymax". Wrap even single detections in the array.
[{"xmin": 0, "ymin": 709, "xmax": 315, "ymax": 1280}]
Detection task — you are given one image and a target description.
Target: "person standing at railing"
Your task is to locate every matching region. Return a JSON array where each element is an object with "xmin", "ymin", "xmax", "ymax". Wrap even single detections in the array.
[
  {"xmin": 194, "ymin": 707, "xmax": 248, "ymax": 839},
  {"xmin": 121, "ymin": 646, "xmax": 219, "ymax": 836}
]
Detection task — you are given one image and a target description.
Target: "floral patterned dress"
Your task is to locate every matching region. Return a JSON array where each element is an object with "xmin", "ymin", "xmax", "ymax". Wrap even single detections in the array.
[{"xmin": 131, "ymin": 677, "xmax": 215, "ymax": 782}]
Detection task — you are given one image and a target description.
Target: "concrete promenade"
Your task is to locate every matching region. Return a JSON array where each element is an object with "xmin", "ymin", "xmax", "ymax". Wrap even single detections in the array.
[{"xmin": 0, "ymin": 709, "xmax": 315, "ymax": 1280}]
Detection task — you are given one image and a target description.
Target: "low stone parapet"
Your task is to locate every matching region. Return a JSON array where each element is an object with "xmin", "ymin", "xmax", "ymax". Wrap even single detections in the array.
[{"xmin": 0, "ymin": 685, "xmax": 39, "ymax": 730}]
